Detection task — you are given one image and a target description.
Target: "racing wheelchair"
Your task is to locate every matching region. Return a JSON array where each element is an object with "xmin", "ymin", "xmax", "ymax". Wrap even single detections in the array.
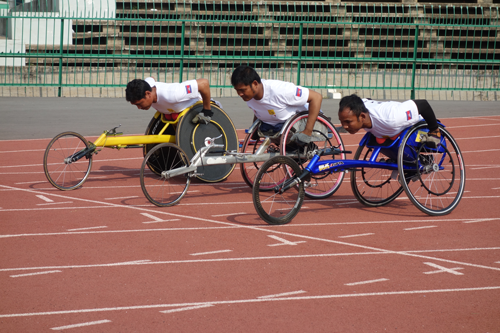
[{"xmin": 252, "ymin": 121, "xmax": 466, "ymax": 224}]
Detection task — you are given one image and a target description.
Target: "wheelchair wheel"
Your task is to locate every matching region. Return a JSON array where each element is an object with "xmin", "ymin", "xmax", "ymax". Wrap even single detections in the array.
[
  {"xmin": 144, "ymin": 112, "xmax": 177, "ymax": 176},
  {"xmin": 280, "ymin": 112, "xmax": 346, "ymax": 199},
  {"xmin": 397, "ymin": 123, "xmax": 465, "ymax": 216},
  {"xmin": 240, "ymin": 125, "xmax": 281, "ymax": 190},
  {"xmin": 43, "ymin": 131, "xmax": 93, "ymax": 190},
  {"xmin": 253, "ymin": 156, "xmax": 305, "ymax": 225},
  {"xmin": 141, "ymin": 143, "xmax": 191, "ymax": 207},
  {"xmin": 351, "ymin": 141, "xmax": 403, "ymax": 206},
  {"xmin": 176, "ymin": 104, "xmax": 238, "ymax": 182}
]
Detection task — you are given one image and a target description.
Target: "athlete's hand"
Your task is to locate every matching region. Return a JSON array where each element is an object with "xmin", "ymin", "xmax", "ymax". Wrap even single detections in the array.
[{"xmin": 291, "ymin": 132, "xmax": 312, "ymax": 147}]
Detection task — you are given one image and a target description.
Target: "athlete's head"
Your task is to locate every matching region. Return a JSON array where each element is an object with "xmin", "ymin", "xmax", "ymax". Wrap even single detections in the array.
[
  {"xmin": 231, "ymin": 65, "xmax": 262, "ymax": 102},
  {"xmin": 338, "ymin": 94, "xmax": 369, "ymax": 134},
  {"xmin": 125, "ymin": 79, "xmax": 154, "ymax": 110}
]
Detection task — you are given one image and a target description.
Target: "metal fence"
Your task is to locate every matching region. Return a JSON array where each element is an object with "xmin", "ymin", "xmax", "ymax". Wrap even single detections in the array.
[{"xmin": 0, "ymin": 1, "xmax": 499, "ymax": 99}]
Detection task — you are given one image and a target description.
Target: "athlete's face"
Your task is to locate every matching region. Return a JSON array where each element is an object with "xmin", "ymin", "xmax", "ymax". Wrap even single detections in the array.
[
  {"xmin": 338, "ymin": 108, "xmax": 364, "ymax": 134},
  {"xmin": 233, "ymin": 81, "xmax": 259, "ymax": 102},
  {"xmin": 130, "ymin": 90, "xmax": 154, "ymax": 110}
]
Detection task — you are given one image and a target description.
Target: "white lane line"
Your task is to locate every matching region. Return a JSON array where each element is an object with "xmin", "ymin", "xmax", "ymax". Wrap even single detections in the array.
[
  {"xmin": 67, "ymin": 226, "xmax": 107, "ymax": 232},
  {"xmin": 160, "ymin": 304, "xmax": 213, "ymax": 314},
  {"xmin": 404, "ymin": 226, "xmax": 438, "ymax": 231},
  {"xmin": 423, "ymin": 262, "xmax": 464, "ymax": 275},
  {"xmin": 2, "ymin": 286, "xmax": 500, "ymax": 318},
  {"xmin": 36, "ymin": 202, "xmax": 73, "ymax": 206},
  {"xmin": 36, "ymin": 195, "xmax": 53, "ymax": 203},
  {"xmin": 267, "ymin": 235, "xmax": 306, "ymax": 246},
  {"xmin": 258, "ymin": 290, "xmax": 307, "ymax": 299},
  {"xmin": 105, "ymin": 196, "xmax": 139, "ymax": 200},
  {"xmin": 4, "ymin": 248, "xmax": 500, "ymax": 274},
  {"xmin": 51, "ymin": 320, "xmax": 112, "ymax": 330},
  {"xmin": 190, "ymin": 250, "xmax": 232, "ymax": 256},
  {"xmin": 10, "ymin": 270, "xmax": 62, "ymax": 278},
  {"xmin": 140, "ymin": 213, "xmax": 164, "ymax": 222},
  {"xmin": 212, "ymin": 212, "xmax": 246, "ymax": 217},
  {"xmin": 471, "ymin": 165, "xmax": 500, "ymax": 170},
  {"xmin": 463, "ymin": 218, "xmax": 498, "ymax": 224},
  {"xmin": 336, "ymin": 200, "xmax": 360, "ymax": 206},
  {"xmin": 143, "ymin": 219, "xmax": 180, "ymax": 224},
  {"xmin": 1, "ymin": 184, "xmax": 500, "ymax": 276},
  {"xmin": 338, "ymin": 233, "xmax": 374, "ymax": 238},
  {"xmin": 345, "ymin": 278, "xmax": 389, "ymax": 286}
]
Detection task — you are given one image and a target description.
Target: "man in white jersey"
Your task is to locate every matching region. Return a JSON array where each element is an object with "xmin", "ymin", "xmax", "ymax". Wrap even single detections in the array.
[
  {"xmin": 338, "ymin": 94, "xmax": 441, "ymax": 147},
  {"xmin": 125, "ymin": 77, "xmax": 214, "ymax": 124},
  {"xmin": 231, "ymin": 65, "xmax": 323, "ymax": 146}
]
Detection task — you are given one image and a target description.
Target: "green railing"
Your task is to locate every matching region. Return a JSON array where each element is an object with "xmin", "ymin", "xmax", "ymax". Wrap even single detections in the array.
[{"xmin": 0, "ymin": 1, "xmax": 499, "ymax": 99}]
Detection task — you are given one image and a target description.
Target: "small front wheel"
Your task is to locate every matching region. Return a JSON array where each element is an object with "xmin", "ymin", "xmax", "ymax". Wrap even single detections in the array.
[
  {"xmin": 141, "ymin": 143, "xmax": 191, "ymax": 207},
  {"xmin": 253, "ymin": 156, "xmax": 305, "ymax": 225},
  {"xmin": 43, "ymin": 131, "xmax": 93, "ymax": 190}
]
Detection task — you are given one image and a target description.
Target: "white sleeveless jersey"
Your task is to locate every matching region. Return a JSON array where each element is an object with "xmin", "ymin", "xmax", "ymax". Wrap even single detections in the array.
[
  {"xmin": 145, "ymin": 77, "xmax": 202, "ymax": 114},
  {"xmin": 363, "ymin": 98, "xmax": 422, "ymax": 138},
  {"xmin": 246, "ymin": 79, "xmax": 310, "ymax": 125}
]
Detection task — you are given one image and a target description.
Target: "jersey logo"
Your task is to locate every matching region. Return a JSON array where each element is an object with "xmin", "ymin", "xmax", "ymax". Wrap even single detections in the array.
[
  {"xmin": 406, "ymin": 110, "xmax": 412, "ymax": 120},
  {"xmin": 268, "ymin": 109, "xmax": 276, "ymax": 116},
  {"xmin": 185, "ymin": 85, "xmax": 192, "ymax": 94},
  {"xmin": 296, "ymin": 88, "xmax": 302, "ymax": 97}
]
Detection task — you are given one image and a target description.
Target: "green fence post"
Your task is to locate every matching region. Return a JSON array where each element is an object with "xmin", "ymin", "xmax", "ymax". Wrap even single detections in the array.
[
  {"xmin": 179, "ymin": 21, "xmax": 186, "ymax": 82},
  {"xmin": 58, "ymin": 18, "xmax": 65, "ymax": 97},
  {"xmin": 297, "ymin": 22, "xmax": 303, "ymax": 86},
  {"xmin": 410, "ymin": 24, "xmax": 419, "ymax": 100}
]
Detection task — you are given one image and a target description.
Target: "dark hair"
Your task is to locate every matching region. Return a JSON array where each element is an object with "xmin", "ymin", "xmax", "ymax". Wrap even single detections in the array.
[
  {"xmin": 338, "ymin": 94, "xmax": 368, "ymax": 117},
  {"xmin": 125, "ymin": 79, "xmax": 152, "ymax": 102},
  {"xmin": 231, "ymin": 65, "xmax": 261, "ymax": 87}
]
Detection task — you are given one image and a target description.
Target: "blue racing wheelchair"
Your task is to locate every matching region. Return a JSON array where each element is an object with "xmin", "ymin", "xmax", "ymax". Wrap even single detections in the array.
[{"xmin": 252, "ymin": 121, "xmax": 466, "ymax": 225}]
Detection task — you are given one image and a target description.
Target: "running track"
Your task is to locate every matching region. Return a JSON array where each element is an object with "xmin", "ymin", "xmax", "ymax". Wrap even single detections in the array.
[{"xmin": 1, "ymin": 116, "xmax": 500, "ymax": 332}]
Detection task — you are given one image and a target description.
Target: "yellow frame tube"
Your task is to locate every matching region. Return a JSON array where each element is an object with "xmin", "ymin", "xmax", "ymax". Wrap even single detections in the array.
[{"xmin": 91, "ymin": 105, "xmax": 196, "ymax": 148}]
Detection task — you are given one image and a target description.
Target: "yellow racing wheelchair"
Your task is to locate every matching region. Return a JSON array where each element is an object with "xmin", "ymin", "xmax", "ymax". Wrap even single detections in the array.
[{"xmin": 43, "ymin": 102, "xmax": 238, "ymax": 190}]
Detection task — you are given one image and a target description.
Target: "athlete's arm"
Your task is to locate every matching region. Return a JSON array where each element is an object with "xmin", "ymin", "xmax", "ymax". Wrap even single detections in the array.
[
  {"xmin": 414, "ymin": 100, "xmax": 438, "ymax": 132},
  {"xmin": 196, "ymin": 78, "xmax": 212, "ymax": 110},
  {"xmin": 302, "ymin": 90, "xmax": 322, "ymax": 136}
]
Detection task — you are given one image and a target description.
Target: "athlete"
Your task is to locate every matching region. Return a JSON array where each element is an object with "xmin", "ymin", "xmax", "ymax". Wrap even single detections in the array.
[
  {"xmin": 231, "ymin": 65, "xmax": 323, "ymax": 146},
  {"xmin": 338, "ymin": 94, "xmax": 442, "ymax": 147},
  {"xmin": 125, "ymin": 77, "xmax": 215, "ymax": 124}
]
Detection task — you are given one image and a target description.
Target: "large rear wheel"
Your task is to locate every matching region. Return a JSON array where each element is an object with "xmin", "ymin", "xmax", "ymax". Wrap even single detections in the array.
[{"xmin": 398, "ymin": 124, "xmax": 465, "ymax": 215}]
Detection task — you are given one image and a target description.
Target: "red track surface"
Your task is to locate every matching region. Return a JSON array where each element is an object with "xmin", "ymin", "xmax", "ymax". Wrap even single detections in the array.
[{"xmin": 1, "ymin": 116, "xmax": 500, "ymax": 332}]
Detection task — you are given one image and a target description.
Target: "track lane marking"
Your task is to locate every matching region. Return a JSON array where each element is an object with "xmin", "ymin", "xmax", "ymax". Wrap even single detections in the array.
[
  {"xmin": 1, "ymin": 184, "xmax": 500, "ymax": 275},
  {"xmin": 160, "ymin": 304, "xmax": 213, "ymax": 314},
  {"xmin": 190, "ymin": 250, "xmax": 232, "ymax": 256},
  {"xmin": 36, "ymin": 195, "xmax": 53, "ymax": 203},
  {"xmin": 345, "ymin": 278, "xmax": 389, "ymax": 286},
  {"xmin": 51, "ymin": 320, "xmax": 112, "ymax": 330},
  {"xmin": 67, "ymin": 226, "xmax": 107, "ymax": 231},
  {"xmin": 423, "ymin": 262, "xmax": 464, "ymax": 275},
  {"xmin": 1, "ymin": 286, "xmax": 499, "ymax": 318},
  {"xmin": 258, "ymin": 290, "xmax": 307, "ymax": 298},
  {"xmin": 338, "ymin": 233, "xmax": 374, "ymax": 238},
  {"xmin": 10, "ymin": 270, "xmax": 62, "ymax": 278},
  {"xmin": 404, "ymin": 226, "xmax": 438, "ymax": 230},
  {"xmin": 267, "ymin": 235, "xmax": 306, "ymax": 246}
]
